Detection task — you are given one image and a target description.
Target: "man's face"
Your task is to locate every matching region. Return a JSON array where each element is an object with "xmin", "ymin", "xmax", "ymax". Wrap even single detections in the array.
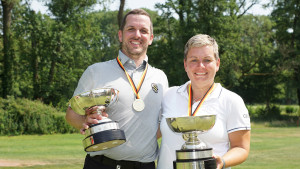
[{"xmin": 118, "ymin": 14, "xmax": 153, "ymax": 59}]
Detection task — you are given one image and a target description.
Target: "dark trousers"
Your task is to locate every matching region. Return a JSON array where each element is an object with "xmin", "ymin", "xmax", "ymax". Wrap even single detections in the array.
[{"xmin": 83, "ymin": 154, "xmax": 155, "ymax": 169}]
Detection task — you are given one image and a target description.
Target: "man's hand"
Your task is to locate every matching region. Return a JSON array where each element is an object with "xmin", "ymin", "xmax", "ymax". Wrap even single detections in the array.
[{"xmin": 80, "ymin": 106, "xmax": 108, "ymax": 134}]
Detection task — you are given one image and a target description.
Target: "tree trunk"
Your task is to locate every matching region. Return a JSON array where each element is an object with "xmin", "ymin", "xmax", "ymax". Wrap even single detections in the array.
[
  {"xmin": 291, "ymin": 2, "xmax": 299, "ymax": 106},
  {"xmin": 48, "ymin": 57, "xmax": 57, "ymax": 86},
  {"xmin": 118, "ymin": 0, "xmax": 125, "ymax": 29},
  {"xmin": 1, "ymin": 0, "xmax": 15, "ymax": 98},
  {"xmin": 47, "ymin": 32, "xmax": 61, "ymax": 89},
  {"xmin": 31, "ymin": 33, "xmax": 40, "ymax": 99}
]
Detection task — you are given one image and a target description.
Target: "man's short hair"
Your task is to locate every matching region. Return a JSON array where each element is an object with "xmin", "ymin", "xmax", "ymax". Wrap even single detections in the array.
[{"xmin": 119, "ymin": 9, "xmax": 153, "ymax": 35}]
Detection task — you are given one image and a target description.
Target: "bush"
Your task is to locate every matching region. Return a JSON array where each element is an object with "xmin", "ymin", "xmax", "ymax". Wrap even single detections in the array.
[
  {"xmin": 257, "ymin": 104, "xmax": 282, "ymax": 121},
  {"xmin": 285, "ymin": 106, "xmax": 296, "ymax": 114},
  {"xmin": 0, "ymin": 97, "xmax": 77, "ymax": 135},
  {"xmin": 247, "ymin": 105, "xmax": 259, "ymax": 119}
]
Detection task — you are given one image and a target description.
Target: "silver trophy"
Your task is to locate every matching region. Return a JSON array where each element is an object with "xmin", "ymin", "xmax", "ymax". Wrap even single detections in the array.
[
  {"xmin": 166, "ymin": 115, "xmax": 217, "ymax": 169},
  {"xmin": 68, "ymin": 88, "xmax": 126, "ymax": 152}
]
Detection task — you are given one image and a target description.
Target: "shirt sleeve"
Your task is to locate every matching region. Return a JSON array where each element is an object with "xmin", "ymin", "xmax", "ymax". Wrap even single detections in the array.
[
  {"xmin": 73, "ymin": 66, "xmax": 94, "ymax": 96},
  {"xmin": 226, "ymin": 92, "xmax": 251, "ymax": 133}
]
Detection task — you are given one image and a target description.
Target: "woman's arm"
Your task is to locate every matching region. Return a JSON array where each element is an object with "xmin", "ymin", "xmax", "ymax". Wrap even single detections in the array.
[
  {"xmin": 225, "ymin": 130, "xmax": 251, "ymax": 167},
  {"xmin": 215, "ymin": 130, "xmax": 251, "ymax": 169}
]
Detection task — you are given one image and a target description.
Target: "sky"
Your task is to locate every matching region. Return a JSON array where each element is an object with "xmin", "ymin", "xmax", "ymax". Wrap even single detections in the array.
[{"xmin": 31, "ymin": 0, "xmax": 272, "ymax": 16}]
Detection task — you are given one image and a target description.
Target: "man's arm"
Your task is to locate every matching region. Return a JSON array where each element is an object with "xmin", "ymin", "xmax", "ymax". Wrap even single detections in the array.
[
  {"xmin": 65, "ymin": 107, "xmax": 86, "ymax": 130},
  {"xmin": 66, "ymin": 106, "xmax": 107, "ymax": 134},
  {"xmin": 156, "ymin": 127, "xmax": 162, "ymax": 139}
]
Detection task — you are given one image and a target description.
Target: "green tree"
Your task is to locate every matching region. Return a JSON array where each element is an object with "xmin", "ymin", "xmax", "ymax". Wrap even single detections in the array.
[
  {"xmin": 9, "ymin": 2, "xmax": 122, "ymax": 107},
  {"xmin": 1, "ymin": 0, "xmax": 20, "ymax": 98},
  {"xmin": 45, "ymin": 0, "xmax": 97, "ymax": 22},
  {"xmin": 228, "ymin": 15, "xmax": 279, "ymax": 106},
  {"xmin": 44, "ymin": 0, "xmax": 97, "ymax": 101},
  {"xmin": 270, "ymin": 0, "xmax": 300, "ymax": 105},
  {"xmin": 150, "ymin": 0, "xmax": 260, "ymax": 87}
]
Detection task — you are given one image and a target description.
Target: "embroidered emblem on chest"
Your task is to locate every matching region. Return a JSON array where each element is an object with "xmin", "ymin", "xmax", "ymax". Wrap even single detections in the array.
[{"xmin": 151, "ymin": 83, "xmax": 158, "ymax": 93}]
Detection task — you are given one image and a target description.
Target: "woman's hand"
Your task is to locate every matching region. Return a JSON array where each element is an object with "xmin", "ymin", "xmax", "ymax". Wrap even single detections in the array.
[{"xmin": 213, "ymin": 154, "xmax": 225, "ymax": 169}]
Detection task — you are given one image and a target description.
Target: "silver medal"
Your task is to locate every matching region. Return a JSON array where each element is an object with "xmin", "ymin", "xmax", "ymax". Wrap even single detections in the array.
[{"xmin": 132, "ymin": 99, "xmax": 145, "ymax": 112}]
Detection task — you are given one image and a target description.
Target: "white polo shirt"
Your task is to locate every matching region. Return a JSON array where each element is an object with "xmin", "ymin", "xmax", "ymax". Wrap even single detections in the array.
[{"xmin": 157, "ymin": 81, "xmax": 251, "ymax": 169}]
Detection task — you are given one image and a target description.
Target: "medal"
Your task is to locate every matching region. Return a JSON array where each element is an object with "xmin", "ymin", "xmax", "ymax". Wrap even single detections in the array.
[
  {"xmin": 116, "ymin": 57, "xmax": 148, "ymax": 112},
  {"xmin": 132, "ymin": 99, "xmax": 145, "ymax": 112}
]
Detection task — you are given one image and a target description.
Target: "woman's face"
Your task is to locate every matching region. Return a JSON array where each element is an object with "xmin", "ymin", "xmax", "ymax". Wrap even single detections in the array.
[{"xmin": 184, "ymin": 46, "xmax": 220, "ymax": 86}]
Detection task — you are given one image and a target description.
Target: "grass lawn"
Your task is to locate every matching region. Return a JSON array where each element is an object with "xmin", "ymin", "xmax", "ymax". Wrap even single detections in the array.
[
  {"xmin": 0, "ymin": 134, "xmax": 85, "ymax": 169},
  {"xmin": 235, "ymin": 122, "xmax": 300, "ymax": 169},
  {"xmin": 0, "ymin": 123, "xmax": 300, "ymax": 169}
]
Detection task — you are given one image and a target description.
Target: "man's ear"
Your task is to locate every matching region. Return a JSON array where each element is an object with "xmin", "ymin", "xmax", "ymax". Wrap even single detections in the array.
[
  {"xmin": 148, "ymin": 34, "xmax": 154, "ymax": 45},
  {"xmin": 118, "ymin": 30, "xmax": 123, "ymax": 43}
]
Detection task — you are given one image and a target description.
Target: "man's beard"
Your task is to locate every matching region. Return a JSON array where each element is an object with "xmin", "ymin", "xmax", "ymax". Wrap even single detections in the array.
[{"xmin": 121, "ymin": 41, "xmax": 148, "ymax": 58}]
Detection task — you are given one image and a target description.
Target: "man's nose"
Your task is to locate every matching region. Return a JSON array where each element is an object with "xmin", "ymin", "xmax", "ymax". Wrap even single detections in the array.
[{"xmin": 134, "ymin": 30, "xmax": 141, "ymax": 37}]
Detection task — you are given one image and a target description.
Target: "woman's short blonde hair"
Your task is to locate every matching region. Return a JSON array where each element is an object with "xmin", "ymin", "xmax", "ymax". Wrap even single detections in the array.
[{"xmin": 184, "ymin": 34, "xmax": 219, "ymax": 60}]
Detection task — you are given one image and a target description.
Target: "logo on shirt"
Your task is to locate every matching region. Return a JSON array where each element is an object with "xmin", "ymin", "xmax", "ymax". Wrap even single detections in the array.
[{"xmin": 151, "ymin": 83, "xmax": 158, "ymax": 93}]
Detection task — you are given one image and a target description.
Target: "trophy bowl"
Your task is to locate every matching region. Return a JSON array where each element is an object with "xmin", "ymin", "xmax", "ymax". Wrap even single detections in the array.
[
  {"xmin": 69, "ymin": 88, "xmax": 119, "ymax": 115},
  {"xmin": 68, "ymin": 88, "xmax": 126, "ymax": 152},
  {"xmin": 166, "ymin": 115, "xmax": 216, "ymax": 133}
]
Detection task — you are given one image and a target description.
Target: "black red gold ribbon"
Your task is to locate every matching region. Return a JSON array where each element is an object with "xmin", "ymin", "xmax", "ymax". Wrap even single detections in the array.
[
  {"xmin": 188, "ymin": 83, "xmax": 215, "ymax": 116},
  {"xmin": 116, "ymin": 57, "xmax": 148, "ymax": 99}
]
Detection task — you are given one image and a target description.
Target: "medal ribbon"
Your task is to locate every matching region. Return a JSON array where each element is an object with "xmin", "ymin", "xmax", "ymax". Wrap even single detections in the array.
[
  {"xmin": 188, "ymin": 83, "xmax": 215, "ymax": 116},
  {"xmin": 116, "ymin": 57, "xmax": 148, "ymax": 99}
]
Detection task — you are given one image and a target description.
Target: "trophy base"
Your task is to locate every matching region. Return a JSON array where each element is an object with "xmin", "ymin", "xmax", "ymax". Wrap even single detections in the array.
[
  {"xmin": 83, "ymin": 129, "xmax": 126, "ymax": 152},
  {"xmin": 176, "ymin": 148, "xmax": 213, "ymax": 160},
  {"xmin": 173, "ymin": 157, "xmax": 216, "ymax": 169},
  {"xmin": 85, "ymin": 119, "xmax": 121, "ymax": 137}
]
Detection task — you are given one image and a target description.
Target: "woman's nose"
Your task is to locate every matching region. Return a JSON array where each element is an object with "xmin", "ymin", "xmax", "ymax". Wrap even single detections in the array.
[{"xmin": 197, "ymin": 61, "xmax": 205, "ymax": 67}]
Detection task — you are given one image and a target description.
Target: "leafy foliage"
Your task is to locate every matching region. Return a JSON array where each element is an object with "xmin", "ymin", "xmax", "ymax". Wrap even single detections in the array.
[
  {"xmin": 0, "ymin": 0, "xmax": 299, "ymax": 110},
  {"xmin": 270, "ymin": 0, "xmax": 300, "ymax": 106},
  {"xmin": 0, "ymin": 97, "xmax": 76, "ymax": 135}
]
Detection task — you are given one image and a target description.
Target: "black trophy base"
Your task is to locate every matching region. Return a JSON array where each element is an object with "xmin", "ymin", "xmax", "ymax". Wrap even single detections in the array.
[
  {"xmin": 83, "ymin": 129, "xmax": 126, "ymax": 152},
  {"xmin": 173, "ymin": 157, "xmax": 216, "ymax": 169}
]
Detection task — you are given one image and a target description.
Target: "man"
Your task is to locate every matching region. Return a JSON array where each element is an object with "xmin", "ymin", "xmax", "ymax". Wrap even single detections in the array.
[{"xmin": 66, "ymin": 9, "xmax": 168, "ymax": 169}]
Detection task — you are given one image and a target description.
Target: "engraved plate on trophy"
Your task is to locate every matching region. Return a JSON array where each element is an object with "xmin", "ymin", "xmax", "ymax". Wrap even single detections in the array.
[
  {"xmin": 69, "ymin": 88, "xmax": 126, "ymax": 152},
  {"xmin": 166, "ymin": 115, "xmax": 217, "ymax": 169}
]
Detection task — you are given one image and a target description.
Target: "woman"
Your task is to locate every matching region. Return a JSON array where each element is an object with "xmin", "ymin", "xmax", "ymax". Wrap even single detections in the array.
[{"xmin": 157, "ymin": 34, "xmax": 251, "ymax": 169}]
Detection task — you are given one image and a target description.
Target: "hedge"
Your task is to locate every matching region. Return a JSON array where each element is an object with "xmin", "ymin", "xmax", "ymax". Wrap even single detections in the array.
[{"xmin": 0, "ymin": 97, "xmax": 77, "ymax": 135}]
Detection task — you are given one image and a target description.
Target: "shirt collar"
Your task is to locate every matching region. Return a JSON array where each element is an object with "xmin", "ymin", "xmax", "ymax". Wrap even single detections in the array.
[
  {"xmin": 177, "ymin": 81, "xmax": 222, "ymax": 100},
  {"xmin": 118, "ymin": 50, "xmax": 148, "ymax": 69}
]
